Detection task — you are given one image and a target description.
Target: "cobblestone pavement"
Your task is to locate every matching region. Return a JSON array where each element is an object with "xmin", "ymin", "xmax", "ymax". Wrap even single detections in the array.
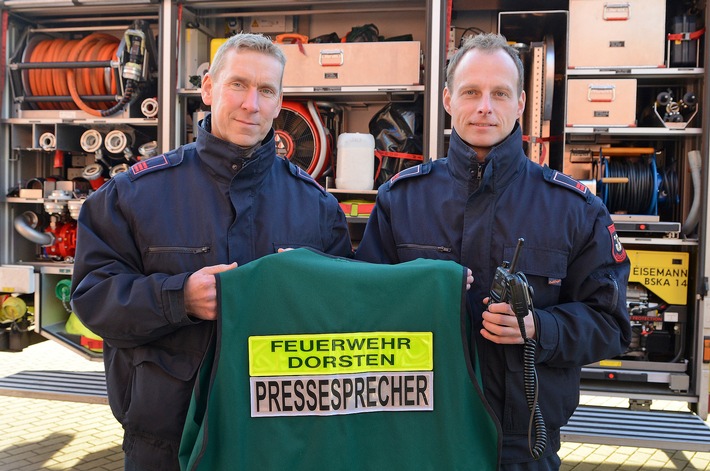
[{"xmin": 1, "ymin": 341, "xmax": 710, "ymax": 470}]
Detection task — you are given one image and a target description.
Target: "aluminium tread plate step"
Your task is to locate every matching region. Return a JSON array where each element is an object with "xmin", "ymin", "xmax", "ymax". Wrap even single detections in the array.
[
  {"xmin": 1, "ymin": 370, "xmax": 710, "ymax": 452},
  {"xmin": 0, "ymin": 370, "xmax": 107, "ymax": 404},
  {"xmin": 561, "ymin": 405, "xmax": 710, "ymax": 452}
]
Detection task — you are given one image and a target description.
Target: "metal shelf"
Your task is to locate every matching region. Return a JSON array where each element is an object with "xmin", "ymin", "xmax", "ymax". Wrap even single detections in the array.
[
  {"xmin": 181, "ymin": 0, "xmax": 426, "ymax": 17},
  {"xmin": 2, "ymin": 117, "xmax": 158, "ymax": 126},
  {"xmin": 579, "ymin": 380, "xmax": 700, "ymax": 403},
  {"xmin": 7, "ymin": 197, "xmax": 85, "ymax": 206},
  {"xmin": 567, "ymin": 67, "xmax": 704, "ymax": 77},
  {"xmin": 565, "ymin": 126, "xmax": 702, "ymax": 136},
  {"xmin": 0, "ymin": 0, "xmax": 160, "ymax": 12},
  {"xmin": 619, "ymin": 237, "xmax": 699, "ymax": 247},
  {"xmin": 40, "ymin": 322, "xmax": 102, "ymax": 361},
  {"xmin": 328, "ymin": 188, "xmax": 378, "ymax": 196},
  {"xmin": 178, "ymin": 86, "xmax": 425, "ymax": 103}
]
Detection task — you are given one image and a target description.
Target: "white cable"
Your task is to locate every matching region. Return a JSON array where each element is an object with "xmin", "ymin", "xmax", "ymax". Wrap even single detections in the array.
[
  {"xmin": 681, "ymin": 150, "xmax": 702, "ymax": 236},
  {"xmin": 307, "ymin": 100, "xmax": 327, "ymax": 179}
]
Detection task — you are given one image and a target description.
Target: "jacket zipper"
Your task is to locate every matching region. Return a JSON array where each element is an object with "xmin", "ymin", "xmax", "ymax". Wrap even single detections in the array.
[
  {"xmin": 469, "ymin": 161, "xmax": 484, "ymax": 193},
  {"xmin": 146, "ymin": 246, "xmax": 211, "ymax": 254},
  {"xmin": 398, "ymin": 243, "xmax": 453, "ymax": 253},
  {"xmin": 608, "ymin": 274, "xmax": 619, "ymax": 308}
]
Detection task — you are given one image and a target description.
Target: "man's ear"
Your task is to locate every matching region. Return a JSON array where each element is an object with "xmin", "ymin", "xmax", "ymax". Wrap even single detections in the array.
[
  {"xmin": 443, "ymin": 86, "xmax": 452, "ymax": 115},
  {"xmin": 272, "ymin": 93, "xmax": 283, "ymax": 119},
  {"xmin": 517, "ymin": 90, "xmax": 526, "ymax": 119},
  {"xmin": 201, "ymin": 73, "xmax": 213, "ymax": 106}
]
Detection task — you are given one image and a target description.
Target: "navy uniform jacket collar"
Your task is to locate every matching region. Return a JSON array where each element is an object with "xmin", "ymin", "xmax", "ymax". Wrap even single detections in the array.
[
  {"xmin": 195, "ymin": 113, "xmax": 276, "ymax": 184},
  {"xmin": 447, "ymin": 122, "xmax": 527, "ymax": 192}
]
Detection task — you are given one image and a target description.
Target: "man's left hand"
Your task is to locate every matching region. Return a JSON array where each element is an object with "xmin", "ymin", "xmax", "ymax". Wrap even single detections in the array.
[{"xmin": 480, "ymin": 297, "xmax": 536, "ymax": 344}]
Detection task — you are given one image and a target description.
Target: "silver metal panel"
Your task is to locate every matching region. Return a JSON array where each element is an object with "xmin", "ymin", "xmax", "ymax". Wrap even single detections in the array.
[
  {"xmin": 0, "ymin": 370, "xmax": 107, "ymax": 404},
  {"xmin": 561, "ymin": 405, "xmax": 710, "ymax": 452}
]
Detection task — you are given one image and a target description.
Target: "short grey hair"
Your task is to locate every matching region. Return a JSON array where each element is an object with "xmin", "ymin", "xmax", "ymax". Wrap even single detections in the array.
[
  {"xmin": 446, "ymin": 33, "xmax": 524, "ymax": 96},
  {"xmin": 209, "ymin": 33, "xmax": 287, "ymax": 88}
]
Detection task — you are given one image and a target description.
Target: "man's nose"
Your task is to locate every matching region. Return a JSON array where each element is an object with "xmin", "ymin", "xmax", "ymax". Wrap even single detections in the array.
[
  {"xmin": 478, "ymin": 95, "xmax": 492, "ymax": 114},
  {"xmin": 242, "ymin": 87, "xmax": 260, "ymax": 111}
]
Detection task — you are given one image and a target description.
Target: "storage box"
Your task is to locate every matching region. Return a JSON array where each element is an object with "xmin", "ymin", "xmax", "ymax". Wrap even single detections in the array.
[
  {"xmin": 18, "ymin": 188, "xmax": 43, "ymax": 199},
  {"xmin": 276, "ymin": 42, "xmax": 421, "ymax": 88},
  {"xmin": 568, "ymin": 0, "xmax": 666, "ymax": 68},
  {"xmin": 563, "ymin": 144, "xmax": 609, "ymax": 181},
  {"xmin": 0, "ymin": 265, "xmax": 35, "ymax": 294},
  {"xmin": 209, "ymin": 39, "xmax": 421, "ymax": 88},
  {"xmin": 566, "ymin": 79, "xmax": 637, "ymax": 127}
]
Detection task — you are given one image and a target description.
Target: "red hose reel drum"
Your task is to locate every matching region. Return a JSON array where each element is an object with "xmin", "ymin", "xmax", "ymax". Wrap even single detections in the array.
[{"xmin": 273, "ymin": 100, "xmax": 330, "ymax": 180}]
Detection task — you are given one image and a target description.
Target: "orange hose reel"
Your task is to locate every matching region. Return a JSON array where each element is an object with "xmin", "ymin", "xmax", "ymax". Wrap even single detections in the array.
[{"xmin": 25, "ymin": 33, "xmax": 120, "ymax": 115}]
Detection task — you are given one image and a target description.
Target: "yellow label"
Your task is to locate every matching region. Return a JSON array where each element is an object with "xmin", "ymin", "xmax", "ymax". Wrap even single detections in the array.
[
  {"xmin": 249, "ymin": 332, "xmax": 433, "ymax": 376},
  {"xmin": 598, "ymin": 360, "xmax": 623, "ymax": 367},
  {"xmin": 627, "ymin": 250, "xmax": 689, "ymax": 305},
  {"xmin": 210, "ymin": 38, "xmax": 228, "ymax": 63}
]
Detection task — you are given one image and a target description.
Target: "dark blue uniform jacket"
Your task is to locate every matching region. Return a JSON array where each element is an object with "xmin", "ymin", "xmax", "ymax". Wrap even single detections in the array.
[
  {"xmin": 356, "ymin": 124, "xmax": 631, "ymax": 464},
  {"xmin": 70, "ymin": 117, "xmax": 352, "ymax": 470}
]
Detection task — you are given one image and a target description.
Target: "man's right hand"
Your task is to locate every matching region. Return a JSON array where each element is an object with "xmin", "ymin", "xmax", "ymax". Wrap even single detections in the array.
[{"xmin": 184, "ymin": 263, "xmax": 237, "ymax": 320}]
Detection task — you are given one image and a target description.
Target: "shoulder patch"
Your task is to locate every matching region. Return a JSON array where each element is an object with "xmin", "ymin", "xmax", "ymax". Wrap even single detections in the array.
[
  {"xmin": 388, "ymin": 163, "xmax": 430, "ymax": 188},
  {"xmin": 543, "ymin": 166, "xmax": 593, "ymax": 202},
  {"xmin": 288, "ymin": 163, "xmax": 326, "ymax": 195},
  {"xmin": 128, "ymin": 150, "xmax": 183, "ymax": 181},
  {"xmin": 607, "ymin": 223, "xmax": 627, "ymax": 263}
]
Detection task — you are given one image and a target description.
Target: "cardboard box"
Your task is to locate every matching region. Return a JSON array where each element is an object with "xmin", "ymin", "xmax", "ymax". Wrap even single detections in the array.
[
  {"xmin": 209, "ymin": 39, "xmax": 421, "ymax": 87},
  {"xmin": 18, "ymin": 189, "xmax": 43, "ymax": 199},
  {"xmin": 277, "ymin": 42, "xmax": 421, "ymax": 88},
  {"xmin": 563, "ymin": 144, "xmax": 608, "ymax": 181},
  {"xmin": 567, "ymin": 79, "xmax": 637, "ymax": 127},
  {"xmin": 568, "ymin": 0, "xmax": 666, "ymax": 68}
]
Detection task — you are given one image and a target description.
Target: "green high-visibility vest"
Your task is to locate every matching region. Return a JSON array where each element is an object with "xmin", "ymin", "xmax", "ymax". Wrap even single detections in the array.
[{"xmin": 180, "ymin": 248, "xmax": 501, "ymax": 470}]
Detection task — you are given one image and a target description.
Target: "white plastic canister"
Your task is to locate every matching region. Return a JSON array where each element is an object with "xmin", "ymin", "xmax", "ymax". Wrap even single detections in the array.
[{"xmin": 335, "ymin": 132, "xmax": 375, "ymax": 190}]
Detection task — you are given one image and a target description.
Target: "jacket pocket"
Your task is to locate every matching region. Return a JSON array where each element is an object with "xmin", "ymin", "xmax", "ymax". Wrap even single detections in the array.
[
  {"xmin": 396, "ymin": 243, "xmax": 454, "ymax": 262},
  {"xmin": 143, "ymin": 244, "xmax": 213, "ymax": 273},
  {"xmin": 507, "ymin": 245, "xmax": 568, "ymax": 308},
  {"xmin": 502, "ymin": 347, "xmax": 579, "ymax": 434},
  {"xmin": 145, "ymin": 245, "xmax": 211, "ymax": 255},
  {"xmin": 122, "ymin": 344, "xmax": 204, "ymax": 441},
  {"xmin": 104, "ymin": 346, "xmax": 134, "ymax": 423}
]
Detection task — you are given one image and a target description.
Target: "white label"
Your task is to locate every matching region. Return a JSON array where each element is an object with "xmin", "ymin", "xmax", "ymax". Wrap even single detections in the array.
[{"xmin": 251, "ymin": 371, "xmax": 433, "ymax": 417}]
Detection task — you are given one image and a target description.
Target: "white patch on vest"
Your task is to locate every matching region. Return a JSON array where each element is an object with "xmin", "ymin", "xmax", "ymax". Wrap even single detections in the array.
[{"xmin": 250, "ymin": 371, "xmax": 433, "ymax": 417}]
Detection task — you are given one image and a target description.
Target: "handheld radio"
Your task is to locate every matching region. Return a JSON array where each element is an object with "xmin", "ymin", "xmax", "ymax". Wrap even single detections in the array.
[{"xmin": 489, "ymin": 238, "xmax": 547, "ymax": 460}]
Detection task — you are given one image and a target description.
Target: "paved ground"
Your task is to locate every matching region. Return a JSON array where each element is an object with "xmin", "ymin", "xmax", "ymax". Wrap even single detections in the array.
[{"xmin": 1, "ymin": 340, "xmax": 710, "ymax": 470}]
